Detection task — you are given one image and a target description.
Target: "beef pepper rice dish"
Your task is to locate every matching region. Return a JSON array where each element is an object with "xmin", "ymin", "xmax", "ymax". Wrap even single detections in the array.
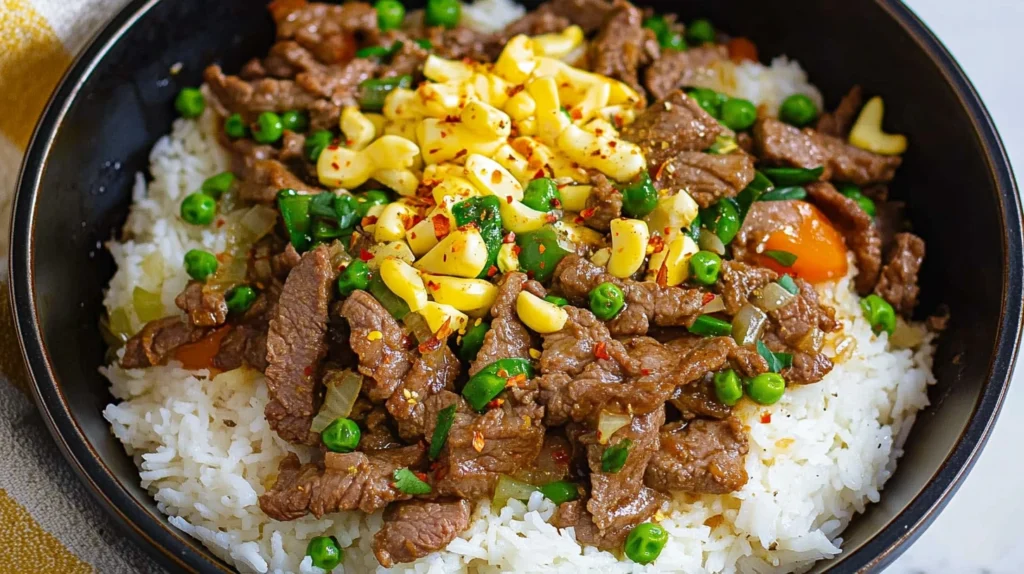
[{"xmin": 100, "ymin": 0, "xmax": 941, "ymax": 571}]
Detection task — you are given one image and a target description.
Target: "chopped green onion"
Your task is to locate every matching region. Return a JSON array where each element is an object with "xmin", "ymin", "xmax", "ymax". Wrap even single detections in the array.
[
  {"xmin": 393, "ymin": 468, "xmax": 432, "ymax": 494},
  {"xmin": 539, "ymin": 481, "xmax": 580, "ymax": 504},
  {"xmin": 777, "ymin": 274, "xmax": 799, "ymax": 295},
  {"xmin": 601, "ymin": 439, "xmax": 633, "ymax": 473},
  {"xmin": 759, "ymin": 186, "xmax": 807, "ymax": 202},
  {"xmin": 458, "ymin": 320, "xmax": 490, "ymax": 362},
  {"xmin": 462, "ymin": 372, "xmax": 509, "ymax": 411},
  {"xmin": 756, "ymin": 340, "xmax": 792, "ymax": 372},
  {"xmin": 429, "ymin": 404, "xmax": 457, "ymax": 460},
  {"xmin": 358, "ymin": 75, "xmax": 413, "ymax": 112},
  {"xmin": 368, "ymin": 274, "xmax": 410, "ymax": 319},
  {"xmin": 544, "ymin": 295, "xmax": 568, "ymax": 307},
  {"xmin": 760, "ymin": 166, "xmax": 824, "ymax": 186},
  {"xmin": 277, "ymin": 188, "xmax": 313, "ymax": 251},
  {"xmin": 687, "ymin": 315, "xmax": 732, "ymax": 337},
  {"xmin": 763, "ymin": 250, "xmax": 798, "ymax": 267},
  {"xmin": 477, "ymin": 358, "xmax": 534, "ymax": 379}
]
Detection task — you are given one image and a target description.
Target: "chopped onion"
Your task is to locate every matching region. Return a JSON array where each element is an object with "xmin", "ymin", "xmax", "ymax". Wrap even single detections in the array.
[
  {"xmin": 310, "ymin": 369, "xmax": 363, "ymax": 433},
  {"xmin": 597, "ymin": 411, "xmax": 632, "ymax": 445},
  {"xmin": 753, "ymin": 282, "xmax": 796, "ymax": 312},
  {"xmin": 834, "ymin": 334, "xmax": 857, "ymax": 362},
  {"xmin": 890, "ymin": 318, "xmax": 925, "ymax": 349},
  {"xmin": 132, "ymin": 286, "xmax": 165, "ymax": 323},
  {"xmin": 701, "ymin": 295, "xmax": 726, "ymax": 314},
  {"xmin": 732, "ymin": 304, "xmax": 767, "ymax": 345},
  {"xmin": 239, "ymin": 205, "xmax": 278, "ymax": 240},
  {"xmin": 796, "ymin": 326, "xmax": 825, "ymax": 353},
  {"xmin": 329, "ymin": 240, "xmax": 352, "ymax": 270},
  {"xmin": 492, "ymin": 475, "xmax": 539, "ymax": 509},
  {"xmin": 402, "ymin": 312, "xmax": 433, "ymax": 344},
  {"xmin": 698, "ymin": 228, "xmax": 726, "ymax": 255}
]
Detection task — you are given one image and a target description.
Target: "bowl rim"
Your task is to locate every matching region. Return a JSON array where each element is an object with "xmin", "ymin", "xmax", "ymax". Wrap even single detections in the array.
[{"xmin": 8, "ymin": 0, "xmax": 1023, "ymax": 572}]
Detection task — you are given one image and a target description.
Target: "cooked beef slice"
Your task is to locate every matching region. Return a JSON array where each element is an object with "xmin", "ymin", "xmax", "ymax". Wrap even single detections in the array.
[
  {"xmin": 258, "ymin": 445, "xmax": 425, "ymax": 520},
  {"xmin": 353, "ymin": 401, "xmax": 403, "ymax": 451},
  {"xmin": 549, "ymin": 500, "xmax": 635, "ymax": 549},
  {"xmin": 501, "ymin": 4, "xmax": 570, "ymax": 38},
  {"xmin": 341, "ymin": 290, "xmax": 414, "ymax": 402},
  {"xmin": 120, "ymin": 316, "xmax": 209, "ymax": 369},
  {"xmin": 763, "ymin": 277, "xmax": 839, "ymax": 385},
  {"xmin": 264, "ymin": 244, "xmax": 338, "ymax": 445},
  {"xmin": 806, "ymin": 181, "xmax": 882, "ymax": 294},
  {"xmin": 657, "ymin": 150, "xmax": 756, "ymax": 208},
  {"xmin": 237, "ymin": 158, "xmax": 316, "ymax": 203},
  {"xmin": 875, "ymin": 232, "xmax": 925, "ymax": 317},
  {"xmin": 644, "ymin": 417, "xmax": 749, "ymax": 494},
  {"xmin": 717, "ymin": 260, "xmax": 778, "ymax": 315},
  {"xmin": 537, "ymin": 0, "xmax": 616, "ymax": 34},
  {"xmin": 174, "ymin": 281, "xmax": 228, "ymax": 328},
  {"xmin": 644, "ymin": 45, "xmax": 728, "ymax": 101},
  {"xmin": 552, "ymin": 254, "xmax": 705, "ymax": 336},
  {"xmin": 424, "ymin": 26, "xmax": 502, "ymax": 62},
  {"xmin": 249, "ymin": 237, "xmax": 303, "ymax": 285},
  {"xmin": 469, "ymin": 272, "xmax": 539, "ymax": 375},
  {"xmin": 669, "ymin": 376, "xmax": 732, "ymax": 420},
  {"xmin": 588, "ymin": 0, "xmax": 658, "ymax": 95},
  {"xmin": 372, "ymin": 499, "xmax": 472, "ymax": 567},
  {"xmin": 272, "ymin": 1, "xmax": 379, "ymax": 63},
  {"xmin": 213, "ymin": 284, "xmax": 281, "ymax": 371},
  {"xmin": 582, "ymin": 406, "xmax": 667, "ymax": 530},
  {"xmin": 731, "ymin": 199, "xmax": 806, "ymax": 263},
  {"xmin": 621, "ymin": 90, "xmax": 722, "ymax": 167},
  {"xmin": 816, "ymin": 85, "xmax": 863, "ymax": 138},
  {"xmin": 378, "ymin": 32, "xmax": 431, "ymax": 78},
  {"xmin": 753, "ymin": 118, "xmax": 901, "ymax": 185},
  {"xmin": 582, "ymin": 174, "xmax": 622, "ymax": 232},
  {"xmin": 386, "ymin": 345, "xmax": 460, "ymax": 441}
]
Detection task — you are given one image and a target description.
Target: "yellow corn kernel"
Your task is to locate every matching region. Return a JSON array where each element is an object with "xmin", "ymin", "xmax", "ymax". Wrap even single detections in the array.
[
  {"xmin": 423, "ymin": 163, "xmax": 469, "ymax": 182},
  {"xmin": 419, "ymin": 302, "xmax": 470, "ymax": 334},
  {"xmin": 374, "ymin": 201, "xmax": 418, "ymax": 242},
  {"xmin": 317, "ymin": 146, "xmax": 374, "ymax": 189},
  {"xmin": 383, "ymin": 87, "xmax": 421, "ymax": 121},
  {"xmin": 501, "ymin": 199, "xmax": 550, "ymax": 234},
  {"xmin": 531, "ymin": 25, "xmax": 584, "ymax": 60},
  {"xmin": 512, "ymin": 137, "xmax": 590, "ymax": 182},
  {"xmin": 415, "ymin": 227, "xmax": 490, "ymax": 277},
  {"xmin": 849, "ymin": 96, "xmax": 908, "ymax": 155},
  {"xmin": 504, "ymin": 90, "xmax": 536, "ymax": 121},
  {"xmin": 598, "ymin": 105, "xmax": 637, "ymax": 128},
  {"xmin": 417, "ymin": 119, "xmax": 505, "ymax": 165},
  {"xmin": 527, "ymin": 76, "xmax": 571, "ymax": 144},
  {"xmin": 372, "ymin": 168, "xmax": 420, "ymax": 197},
  {"xmin": 466, "ymin": 154, "xmax": 524, "ymax": 202},
  {"xmin": 462, "ymin": 100, "xmax": 512, "ymax": 138},
  {"xmin": 364, "ymin": 112, "xmax": 387, "ymax": 135},
  {"xmin": 515, "ymin": 117, "xmax": 538, "ymax": 137},
  {"xmin": 659, "ymin": 234, "xmax": 700, "ymax": 286},
  {"xmin": 407, "ymin": 217, "xmax": 441, "ymax": 256},
  {"xmin": 380, "ymin": 258, "xmax": 428, "ymax": 312},
  {"xmin": 645, "ymin": 191, "xmax": 699, "ymax": 235},
  {"xmin": 497, "ymin": 243, "xmax": 520, "ymax": 273},
  {"xmin": 591, "ymin": 247, "xmax": 611, "ymax": 266},
  {"xmin": 340, "ymin": 106, "xmax": 376, "ymax": 150},
  {"xmin": 552, "ymin": 220, "xmax": 604, "ymax": 249},
  {"xmin": 583, "ymin": 118, "xmax": 620, "ymax": 139},
  {"xmin": 492, "ymin": 143, "xmax": 535, "ymax": 185},
  {"xmin": 516, "ymin": 291, "xmax": 568, "ymax": 334},
  {"xmin": 559, "ymin": 184, "xmax": 592, "ymax": 212},
  {"xmin": 494, "ymin": 34, "xmax": 537, "ymax": 84},
  {"xmin": 417, "ymin": 81, "xmax": 466, "ymax": 117},
  {"xmin": 431, "ymin": 176, "xmax": 481, "ymax": 205},
  {"xmin": 365, "ymin": 135, "xmax": 420, "ymax": 170},
  {"xmin": 422, "ymin": 274, "xmax": 499, "ymax": 313},
  {"xmin": 533, "ymin": 57, "xmax": 642, "ymax": 108},
  {"xmin": 571, "ymin": 83, "xmax": 611, "ymax": 125},
  {"xmin": 367, "ymin": 240, "xmax": 415, "ymax": 269},
  {"xmin": 423, "ymin": 54, "xmax": 475, "ymax": 83},
  {"xmin": 557, "ymin": 124, "xmax": 645, "ymax": 182},
  {"xmin": 383, "ymin": 118, "xmax": 420, "ymax": 143},
  {"xmin": 361, "ymin": 203, "xmax": 386, "ymax": 234},
  {"xmin": 607, "ymin": 218, "xmax": 650, "ymax": 278}
]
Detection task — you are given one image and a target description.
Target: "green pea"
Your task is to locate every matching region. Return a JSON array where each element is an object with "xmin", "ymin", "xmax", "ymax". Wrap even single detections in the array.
[
  {"xmin": 588, "ymin": 282, "xmax": 625, "ymax": 321},
  {"xmin": 620, "ymin": 170, "xmax": 658, "ymax": 218},
  {"xmin": 355, "ymin": 190, "xmax": 391, "ymax": 217},
  {"xmin": 779, "ymin": 94, "xmax": 818, "ymax": 127},
  {"xmin": 663, "ymin": 32, "xmax": 687, "ymax": 51},
  {"xmin": 180, "ymin": 192, "xmax": 217, "ymax": 226},
  {"xmin": 714, "ymin": 369, "xmax": 743, "ymax": 406},
  {"xmin": 305, "ymin": 129, "xmax": 334, "ymax": 162},
  {"xmin": 642, "ymin": 16, "xmax": 670, "ymax": 40},
  {"xmin": 224, "ymin": 113, "xmax": 248, "ymax": 139},
  {"xmin": 686, "ymin": 18, "xmax": 715, "ymax": 45},
  {"xmin": 462, "ymin": 372, "xmax": 508, "ymax": 411},
  {"xmin": 838, "ymin": 184, "xmax": 876, "ymax": 217},
  {"xmin": 174, "ymin": 87, "xmax": 205, "ymax": 118},
  {"xmin": 201, "ymin": 172, "xmax": 235, "ymax": 199},
  {"xmin": 375, "ymin": 0, "xmax": 406, "ymax": 30},
  {"xmin": 860, "ymin": 294, "xmax": 896, "ymax": 336},
  {"xmin": 322, "ymin": 417, "xmax": 361, "ymax": 452},
  {"xmin": 522, "ymin": 178, "xmax": 561, "ymax": 212},
  {"xmin": 183, "ymin": 249, "xmax": 218, "ymax": 282},
  {"xmin": 306, "ymin": 536, "xmax": 343, "ymax": 571},
  {"xmin": 540, "ymin": 481, "xmax": 580, "ymax": 504},
  {"xmin": 424, "ymin": 0, "xmax": 460, "ymax": 28},
  {"xmin": 689, "ymin": 250, "xmax": 722, "ymax": 285},
  {"xmin": 337, "ymin": 261, "xmax": 372, "ymax": 296},
  {"xmin": 720, "ymin": 98, "xmax": 757, "ymax": 131},
  {"xmin": 252, "ymin": 111, "xmax": 284, "ymax": 144},
  {"xmin": 701, "ymin": 199, "xmax": 740, "ymax": 244},
  {"xmin": 225, "ymin": 285, "xmax": 257, "ymax": 314},
  {"xmin": 747, "ymin": 372, "xmax": 786, "ymax": 405},
  {"xmin": 687, "ymin": 88, "xmax": 724, "ymax": 119},
  {"xmin": 624, "ymin": 522, "xmax": 668, "ymax": 565},
  {"xmin": 280, "ymin": 110, "xmax": 309, "ymax": 132},
  {"xmin": 458, "ymin": 320, "xmax": 490, "ymax": 362},
  {"xmin": 543, "ymin": 295, "xmax": 568, "ymax": 307}
]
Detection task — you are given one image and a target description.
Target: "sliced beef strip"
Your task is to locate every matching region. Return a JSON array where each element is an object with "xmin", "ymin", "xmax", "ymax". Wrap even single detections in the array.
[
  {"xmin": 621, "ymin": 90, "xmax": 723, "ymax": 167},
  {"xmin": 806, "ymin": 181, "xmax": 882, "ymax": 294},
  {"xmin": 258, "ymin": 445, "xmax": 425, "ymax": 521},
  {"xmin": 552, "ymin": 254, "xmax": 706, "ymax": 336},
  {"xmin": 731, "ymin": 199, "xmax": 807, "ymax": 263},
  {"xmin": 372, "ymin": 499, "xmax": 472, "ymax": 567},
  {"xmin": 272, "ymin": 1, "xmax": 379, "ymax": 64},
  {"xmin": 424, "ymin": 26, "xmax": 501, "ymax": 62},
  {"xmin": 581, "ymin": 174, "xmax": 621, "ymax": 232},
  {"xmin": 644, "ymin": 417, "xmax": 749, "ymax": 494},
  {"xmin": 341, "ymin": 290, "xmax": 414, "ymax": 402},
  {"xmin": 378, "ymin": 33, "xmax": 431, "ymax": 78},
  {"xmin": 237, "ymin": 158, "xmax": 316, "ymax": 204},
  {"xmin": 120, "ymin": 316, "xmax": 209, "ymax": 369},
  {"xmin": 468, "ymin": 272, "xmax": 540, "ymax": 375},
  {"xmin": 549, "ymin": 500, "xmax": 636, "ymax": 549},
  {"xmin": 539, "ymin": 0, "xmax": 617, "ymax": 34},
  {"xmin": 386, "ymin": 346, "xmax": 461, "ymax": 441},
  {"xmin": 753, "ymin": 118, "xmax": 901, "ymax": 185},
  {"xmin": 174, "ymin": 281, "xmax": 228, "ymax": 328},
  {"xmin": 717, "ymin": 260, "xmax": 778, "ymax": 315},
  {"xmin": 874, "ymin": 232, "xmax": 925, "ymax": 317},
  {"xmin": 655, "ymin": 150, "xmax": 756, "ymax": 208},
  {"xmin": 816, "ymin": 85, "xmax": 863, "ymax": 138},
  {"xmin": 353, "ymin": 401, "xmax": 403, "ymax": 451},
  {"xmin": 264, "ymin": 244, "xmax": 338, "ymax": 445},
  {"xmin": 213, "ymin": 284, "xmax": 281, "ymax": 372},
  {"xmin": 643, "ymin": 45, "xmax": 729, "ymax": 101},
  {"xmin": 669, "ymin": 376, "xmax": 732, "ymax": 420},
  {"xmin": 587, "ymin": 0, "xmax": 659, "ymax": 96},
  {"xmin": 764, "ymin": 277, "xmax": 839, "ymax": 385},
  {"xmin": 500, "ymin": 4, "xmax": 570, "ymax": 38}
]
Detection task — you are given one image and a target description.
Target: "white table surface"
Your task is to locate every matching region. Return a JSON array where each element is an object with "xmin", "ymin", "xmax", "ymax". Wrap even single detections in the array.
[{"xmin": 887, "ymin": 1, "xmax": 1024, "ymax": 572}]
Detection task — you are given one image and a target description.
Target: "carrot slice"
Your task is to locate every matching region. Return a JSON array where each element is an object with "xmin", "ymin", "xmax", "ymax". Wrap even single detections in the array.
[
  {"xmin": 756, "ymin": 201, "xmax": 848, "ymax": 283},
  {"xmin": 727, "ymin": 37, "xmax": 759, "ymax": 63},
  {"xmin": 174, "ymin": 326, "xmax": 231, "ymax": 372}
]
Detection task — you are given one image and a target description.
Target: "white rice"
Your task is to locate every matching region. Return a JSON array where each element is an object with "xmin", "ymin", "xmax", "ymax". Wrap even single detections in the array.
[
  {"xmin": 693, "ymin": 57, "xmax": 825, "ymax": 118},
  {"xmin": 101, "ymin": 56, "xmax": 934, "ymax": 574},
  {"xmin": 460, "ymin": 0, "xmax": 526, "ymax": 33}
]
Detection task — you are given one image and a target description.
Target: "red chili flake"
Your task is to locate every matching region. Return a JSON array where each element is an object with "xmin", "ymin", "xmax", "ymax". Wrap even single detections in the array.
[
  {"xmin": 534, "ymin": 169, "xmax": 546, "ymax": 180},
  {"xmin": 497, "ymin": 368, "xmax": 510, "ymax": 378},
  {"xmin": 427, "ymin": 280, "xmax": 441, "ymax": 291},
  {"xmin": 303, "ymin": 365, "xmax": 314, "ymax": 377},
  {"xmin": 641, "ymin": 368, "xmax": 651, "ymax": 376},
  {"xmin": 702, "ymin": 292, "xmax": 716, "ymax": 305},
  {"xmin": 512, "ymin": 245, "xmax": 522, "ymax": 255},
  {"xmin": 594, "ymin": 342, "xmax": 610, "ymax": 360},
  {"xmin": 526, "ymin": 270, "xmax": 535, "ymax": 279},
  {"xmin": 454, "ymin": 149, "xmax": 468, "ymax": 159},
  {"xmin": 415, "ymin": 471, "xmax": 429, "ymax": 482},
  {"xmin": 545, "ymin": 213, "xmax": 558, "ymax": 223},
  {"xmin": 570, "ymin": 108, "xmax": 583, "ymax": 120},
  {"xmin": 403, "ymin": 334, "xmax": 416, "ymax": 350},
  {"xmin": 580, "ymin": 207, "xmax": 597, "ymax": 218},
  {"xmin": 608, "ymin": 140, "xmax": 618, "ymax": 149},
  {"xmin": 361, "ymin": 215, "xmax": 378, "ymax": 227},
  {"xmin": 502, "ymin": 232, "xmax": 516, "ymax": 244},
  {"xmin": 760, "ymin": 412, "xmax": 772, "ymax": 424},
  {"xmin": 595, "ymin": 128, "xmax": 604, "ymax": 137},
  {"xmin": 486, "ymin": 398, "xmax": 505, "ymax": 409},
  {"xmin": 551, "ymin": 447, "xmax": 570, "ymax": 465},
  {"xmin": 506, "ymin": 195, "xmax": 514, "ymax": 204},
  {"xmin": 538, "ymin": 244, "xmax": 547, "ymax": 254},
  {"xmin": 345, "ymin": 138, "xmax": 354, "ymax": 146},
  {"xmin": 216, "ymin": 219, "xmax": 225, "ymax": 228},
  {"xmin": 656, "ymin": 262, "xmax": 668, "ymax": 287},
  {"xmin": 445, "ymin": 114, "xmax": 461, "ymax": 123},
  {"xmin": 664, "ymin": 227, "xmax": 671, "ymax": 236},
  {"xmin": 538, "ymin": 261, "xmax": 546, "ymax": 269},
  {"xmin": 358, "ymin": 248, "xmax": 374, "ymax": 262},
  {"xmin": 551, "ymin": 198, "xmax": 562, "ymax": 209},
  {"xmin": 573, "ymin": 215, "xmax": 585, "ymax": 224},
  {"xmin": 487, "ymin": 265, "xmax": 498, "ymax": 277},
  {"xmin": 432, "ymin": 213, "xmax": 451, "ymax": 238},
  {"xmin": 327, "ymin": 144, "xmax": 339, "ymax": 151},
  {"xmin": 429, "ymin": 147, "xmax": 441, "ymax": 154},
  {"xmin": 331, "ymin": 162, "xmax": 340, "ymax": 170},
  {"xmin": 440, "ymin": 131, "xmax": 448, "ymax": 139},
  {"xmin": 507, "ymin": 84, "xmax": 525, "ymax": 97},
  {"xmin": 408, "ymin": 214, "xmax": 424, "ymax": 229},
  {"xmin": 648, "ymin": 235, "xmax": 665, "ymax": 254},
  {"xmin": 506, "ymin": 374, "xmax": 527, "ymax": 388}
]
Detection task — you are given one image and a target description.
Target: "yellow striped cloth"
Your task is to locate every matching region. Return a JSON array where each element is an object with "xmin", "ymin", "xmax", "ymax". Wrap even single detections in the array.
[{"xmin": 0, "ymin": 0, "xmax": 165, "ymax": 571}]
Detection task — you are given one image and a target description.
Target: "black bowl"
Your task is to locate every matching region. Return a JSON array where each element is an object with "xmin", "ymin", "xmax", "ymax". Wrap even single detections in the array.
[{"xmin": 9, "ymin": 0, "xmax": 1022, "ymax": 572}]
